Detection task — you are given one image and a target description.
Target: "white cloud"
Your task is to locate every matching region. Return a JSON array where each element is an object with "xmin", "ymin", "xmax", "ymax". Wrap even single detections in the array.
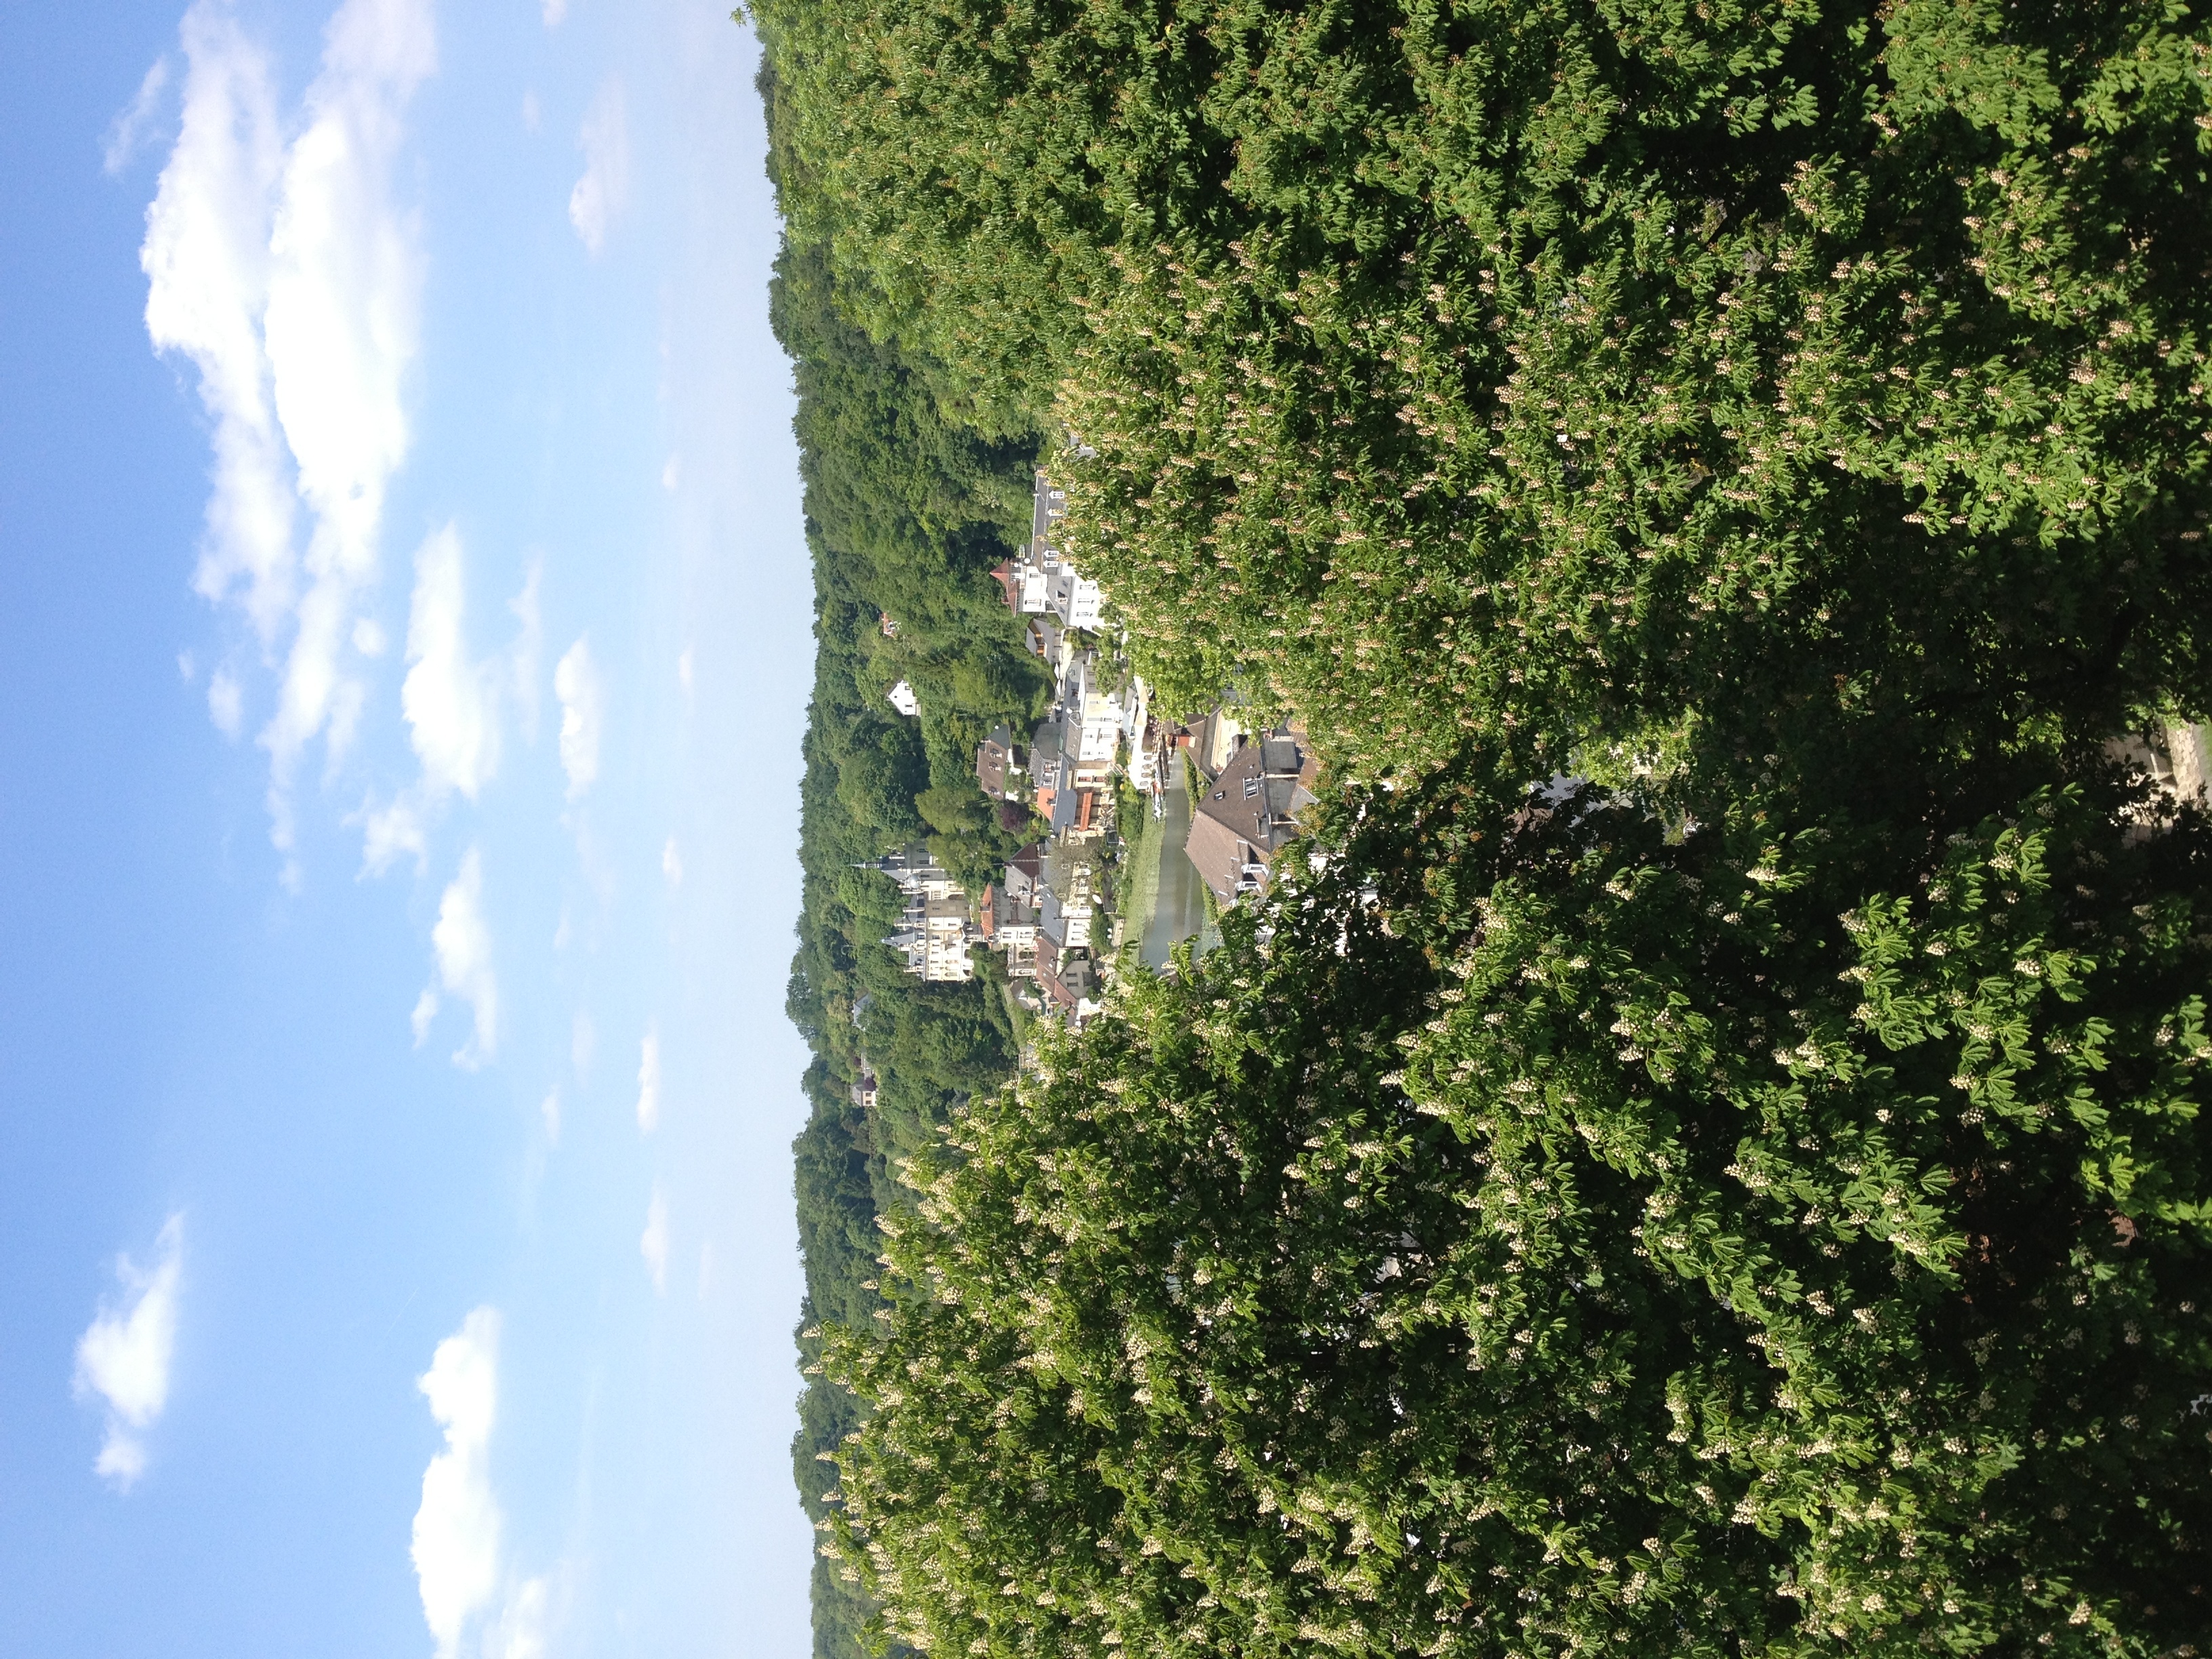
[
  {"xmin": 411, "ymin": 1307, "xmax": 501, "ymax": 1659},
  {"xmin": 143, "ymin": 0, "xmax": 436, "ymax": 872},
  {"xmin": 539, "ymin": 1090, "xmax": 561, "ymax": 1148},
  {"xmin": 207, "ymin": 665, "xmax": 244, "ymax": 738},
  {"xmin": 552, "ymin": 637, "xmax": 602, "ymax": 800},
  {"xmin": 566, "ymin": 80, "xmax": 628, "ymax": 255},
  {"xmin": 74, "ymin": 1214, "xmax": 184, "ymax": 1490},
  {"xmin": 411, "ymin": 985, "xmax": 439, "ymax": 1047},
  {"xmin": 661, "ymin": 835, "xmax": 682, "ymax": 887},
  {"xmin": 258, "ymin": 0, "xmax": 436, "ymax": 836},
  {"xmin": 425, "ymin": 848, "xmax": 497, "ymax": 1067},
  {"xmin": 660, "ymin": 453, "xmax": 680, "ymax": 491},
  {"xmin": 361, "ymin": 535, "xmax": 537, "ymax": 877},
  {"xmin": 541, "ymin": 0, "xmax": 568, "ymax": 28},
  {"xmin": 144, "ymin": 5, "xmax": 289, "ymax": 644},
  {"xmin": 105, "ymin": 56, "xmax": 175, "ymax": 176},
  {"xmin": 401, "ymin": 525, "xmax": 500, "ymax": 800},
  {"xmin": 676, "ymin": 646, "xmax": 693, "ymax": 708},
  {"xmin": 639, "ymin": 1188, "xmax": 669, "ymax": 1295},
  {"xmin": 360, "ymin": 792, "xmax": 428, "ymax": 876},
  {"xmin": 520, "ymin": 89, "xmax": 541, "ymax": 133},
  {"xmin": 635, "ymin": 1026, "xmax": 661, "ymax": 1134}
]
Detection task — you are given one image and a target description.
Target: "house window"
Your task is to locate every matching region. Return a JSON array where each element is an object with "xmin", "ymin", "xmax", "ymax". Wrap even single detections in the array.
[{"xmin": 1243, "ymin": 775, "xmax": 1261, "ymax": 798}]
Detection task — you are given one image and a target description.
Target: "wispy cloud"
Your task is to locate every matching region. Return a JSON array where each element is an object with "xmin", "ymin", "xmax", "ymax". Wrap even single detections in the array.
[
  {"xmin": 142, "ymin": 0, "xmax": 436, "ymax": 875},
  {"xmin": 661, "ymin": 835, "xmax": 682, "ymax": 887},
  {"xmin": 552, "ymin": 637, "xmax": 602, "ymax": 800},
  {"xmin": 493, "ymin": 1576, "xmax": 551, "ymax": 1659},
  {"xmin": 361, "ymin": 529, "xmax": 537, "ymax": 876},
  {"xmin": 74, "ymin": 1214, "xmax": 184, "ymax": 1490},
  {"xmin": 635, "ymin": 1025, "xmax": 661, "ymax": 1134},
  {"xmin": 412, "ymin": 1307, "xmax": 501, "ymax": 1659},
  {"xmin": 639, "ymin": 1188, "xmax": 669, "ymax": 1295},
  {"xmin": 566, "ymin": 80, "xmax": 628, "ymax": 256},
  {"xmin": 540, "ymin": 0, "xmax": 568, "ymax": 28},
  {"xmin": 207, "ymin": 665, "xmax": 244, "ymax": 738},
  {"xmin": 419, "ymin": 848, "xmax": 497, "ymax": 1067},
  {"xmin": 104, "ymin": 56, "xmax": 175, "ymax": 176}
]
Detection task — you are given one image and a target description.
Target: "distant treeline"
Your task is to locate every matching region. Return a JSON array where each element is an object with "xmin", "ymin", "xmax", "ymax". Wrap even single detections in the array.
[{"xmin": 765, "ymin": 59, "xmax": 1057, "ymax": 1657}]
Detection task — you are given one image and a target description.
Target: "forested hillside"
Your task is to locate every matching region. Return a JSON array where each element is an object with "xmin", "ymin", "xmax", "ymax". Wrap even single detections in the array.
[
  {"xmin": 767, "ymin": 69, "xmax": 1054, "ymax": 1649},
  {"xmin": 756, "ymin": 5, "xmax": 2212, "ymax": 1656}
]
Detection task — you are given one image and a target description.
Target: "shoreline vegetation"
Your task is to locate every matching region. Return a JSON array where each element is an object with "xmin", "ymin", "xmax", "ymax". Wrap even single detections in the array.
[{"xmin": 758, "ymin": 5, "xmax": 2212, "ymax": 1656}]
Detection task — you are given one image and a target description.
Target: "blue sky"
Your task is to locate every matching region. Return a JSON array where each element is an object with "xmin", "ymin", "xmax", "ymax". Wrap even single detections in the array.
[{"xmin": 0, "ymin": 3, "xmax": 814, "ymax": 1656}]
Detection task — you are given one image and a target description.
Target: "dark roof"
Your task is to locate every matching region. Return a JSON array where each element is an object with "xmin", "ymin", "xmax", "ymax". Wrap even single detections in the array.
[
  {"xmin": 1184, "ymin": 732, "xmax": 1318, "ymax": 905},
  {"xmin": 976, "ymin": 735, "xmax": 1012, "ymax": 798},
  {"xmin": 1030, "ymin": 721, "xmax": 1069, "ymax": 791},
  {"xmin": 1003, "ymin": 844, "xmax": 1044, "ymax": 897}
]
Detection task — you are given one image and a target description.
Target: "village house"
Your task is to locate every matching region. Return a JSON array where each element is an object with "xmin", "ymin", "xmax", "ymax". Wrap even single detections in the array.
[
  {"xmin": 991, "ymin": 471, "xmax": 1105, "ymax": 633},
  {"xmin": 1185, "ymin": 729, "xmax": 1319, "ymax": 906},
  {"xmin": 977, "ymin": 883, "xmax": 1040, "ymax": 977},
  {"xmin": 1038, "ymin": 848, "xmax": 1098, "ymax": 949},
  {"xmin": 1023, "ymin": 614, "xmax": 1070, "ymax": 674},
  {"xmin": 1000, "ymin": 842, "xmax": 1044, "ymax": 905},
  {"xmin": 1034, "ymin": 943, "xmax": 1101, "ymax": 1025},
  {"xmin": 872, "ymin": 849, "xmax": 979, "ymax": 982},
  {"xmin": 850, "ymin": 1069, "xmax": 878, "ymax": 1111},
  {"xmin": 1029, "ymin": 720, "xmax": 1069, "ymax": 825},
  {"xmin": 975, "ymin": 724, "xmax": 1025, "ymax": 800},
  {"xmin": 1061, "ymin": 655, "xmax": 1124, "ymax": 785},
  {"xmin": 1185, "ymin": 708, "xmax": 1246, "ymax": 781},
  {"xmin": 1122, "ymin": 679, "xmax": 1157, "ymax": 793},
  {"xmin": 994, "ymin": 549, "xmax": 1104, "ymax": 634},
  {"xmin": 1049, "ymin": 785, "xmax": 1105, "ymax": 840},
  {"xmin": 920, "ymin": 892, "xmax": 977, "ymax": 981},
  {"xmin": 885, "ymin": 679, "xmax": 919, "ymax": 718},
  {"xmin": 1033, "ymin": 468, "xmax": 1066, "ymax": 544},
  {"xmin": 1039, "ymin": 887, "xmax": 1095, "ymax": 951}
]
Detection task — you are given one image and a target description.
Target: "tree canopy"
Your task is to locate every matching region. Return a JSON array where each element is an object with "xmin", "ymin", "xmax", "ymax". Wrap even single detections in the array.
[
  {"xmin": 749, "ymin": 6, "xmax": 2212, "ymax": 1655},
  {"xmin": 753, "ymin": 0, "xmax": 2212, "ymax": 783},
  {"xmin": 824, "ymin": 775, "xmax": 2211, "ymax": 1656}
]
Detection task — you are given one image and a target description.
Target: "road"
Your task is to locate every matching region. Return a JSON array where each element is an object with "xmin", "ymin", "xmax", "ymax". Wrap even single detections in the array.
[{"xmin": 1141, "ymin": 775, "xmax": 1209, "ymax": 970}]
